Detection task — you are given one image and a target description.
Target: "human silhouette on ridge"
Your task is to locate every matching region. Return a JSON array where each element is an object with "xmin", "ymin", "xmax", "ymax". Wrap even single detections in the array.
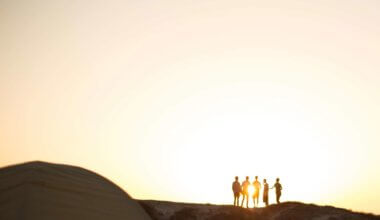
[
  {"xmin": 263, "ymin": 179, "xmax": 269, "ymax": 206},
  {"xmin": 272, "ymin": 178, "xmax": 282, "ymax": 204},
  {"xmin": 252, "ymin": 176, "xmax": 261, "ymax": 207},
  {"xmin": 231, "ymin": 176, "xmax": 283, "ymax": 207},
  {"xmin": 232, "ymin": 176, "xmax": 241, "ymax": 206},
  {"xmin": 241, "ymin": 176, "xmax": 250, "ymax": 208}
]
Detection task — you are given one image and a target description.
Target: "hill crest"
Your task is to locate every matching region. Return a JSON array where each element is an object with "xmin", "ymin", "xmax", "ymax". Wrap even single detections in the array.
[{"xmin": 139, "ymin": 200, "xmax": 380, "ymax": 220}]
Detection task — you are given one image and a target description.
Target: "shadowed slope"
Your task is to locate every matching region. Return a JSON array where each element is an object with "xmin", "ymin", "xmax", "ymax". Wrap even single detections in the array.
[
  {"xmin": 0, "ymin": 161, "xmax": 151, "ymax": 220},
  {"xmin": 139, "ymin": 200, "xmax": 380, "ymax": 220}
]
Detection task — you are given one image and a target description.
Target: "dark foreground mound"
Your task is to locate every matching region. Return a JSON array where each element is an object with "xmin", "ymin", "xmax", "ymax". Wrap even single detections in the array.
[
  {"xmin": 0, "ymin": 161, "xmax": 151, "ymax": 220},
  {"xmin": 139, "ymin": 200, "xmax": 380, "ymax": 220}
]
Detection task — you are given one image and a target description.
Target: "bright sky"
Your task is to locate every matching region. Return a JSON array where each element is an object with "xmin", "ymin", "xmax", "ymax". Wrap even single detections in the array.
[{"xmin": 1, "ymin": 0, "xmax": 380, "ymax": 214}]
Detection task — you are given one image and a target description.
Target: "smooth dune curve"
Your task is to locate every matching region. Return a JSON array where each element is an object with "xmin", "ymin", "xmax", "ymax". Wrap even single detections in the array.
[{"xmin": 0, "ymin": 161, "xmax": 151, "ymax": 220}]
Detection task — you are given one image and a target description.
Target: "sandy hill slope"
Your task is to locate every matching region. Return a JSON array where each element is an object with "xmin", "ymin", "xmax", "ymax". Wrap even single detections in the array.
[
  {"xmin": 139, "ymin": 200, "xmax": 380, "ymax": 220},
  {"xmin": 0, "ymin": 161, "xmax": 151, "ymax": 220}
]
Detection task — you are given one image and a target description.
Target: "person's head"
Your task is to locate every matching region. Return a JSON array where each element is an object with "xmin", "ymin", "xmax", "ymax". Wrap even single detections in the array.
[
  {"xmin": 255, "ymin": 176, "xmax": 258, "ymax": 180},
  {"xmin": 263, "ymin": 179, "xmax": 267, "ymax": 183},
  {"xmin": 276, "ymin": 178, "xmax": 280, "ymax": 182},
  {"xmin": 246, "ymin": 176, "xmax": 249, "ymax": 180},
  {"xmin": 235, "ymin": 176, "xmax": 238, "ymax": 181}
]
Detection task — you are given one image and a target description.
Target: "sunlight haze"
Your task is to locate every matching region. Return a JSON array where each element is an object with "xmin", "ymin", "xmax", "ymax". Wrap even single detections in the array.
[{"xmin": 1, "ymin": 0, "xmax": 380, "ymax": 214}]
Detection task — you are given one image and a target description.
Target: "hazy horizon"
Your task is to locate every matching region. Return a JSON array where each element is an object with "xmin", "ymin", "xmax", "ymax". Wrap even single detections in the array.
[{"xmin": 1, "ymin": 0, "xmax": 380, "ymax": 214}]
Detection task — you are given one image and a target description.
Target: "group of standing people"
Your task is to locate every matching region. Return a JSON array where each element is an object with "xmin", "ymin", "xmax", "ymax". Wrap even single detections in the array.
[{"xmin": 232, "ymin": 176, "xmax": 282, "ymax": 208}]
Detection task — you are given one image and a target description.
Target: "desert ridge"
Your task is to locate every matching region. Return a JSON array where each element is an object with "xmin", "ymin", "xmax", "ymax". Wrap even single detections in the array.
[
  {"xmin": 139, "ymin": 200, "xmax": 380, "ymax": 220},
  {"xmin": 1, "ymin": 161, "xmax": 379, "ymax": 220}
]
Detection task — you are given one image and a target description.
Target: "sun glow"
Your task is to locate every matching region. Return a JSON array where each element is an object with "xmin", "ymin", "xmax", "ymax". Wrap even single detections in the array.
[
  {"xmin": 248, "ymin": 185, "xmax": 255, "ymax": 197},
  {"xmin": 139, "ymin": 84, "xmax": 335, "ymax": 205}
]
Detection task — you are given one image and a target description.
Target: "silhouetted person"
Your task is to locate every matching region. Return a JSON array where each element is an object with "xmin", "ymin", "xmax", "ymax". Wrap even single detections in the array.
[
  {"xmin": 252, "ymin": 176, "xmax": 261, "ymax": 207},
  {"xmin": 272, "ymin": 178, "xmax": 282, "ymax": 204},
  {"xmin": 232, "ymin": 176, "xmax": 241, "ymax": 206},
  {"xmin": 241, "ymin": 176, "xmax": 250, "ymax": 208},
  {"xmin": 263, "ymin": 179, "xmax": 269, "ymax": 206}
]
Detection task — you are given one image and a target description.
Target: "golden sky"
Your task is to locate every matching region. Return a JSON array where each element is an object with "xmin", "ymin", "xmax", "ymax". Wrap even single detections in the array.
[{"xmin": 1, "ymin": 0, "xmax": 380, "ymax": 214}]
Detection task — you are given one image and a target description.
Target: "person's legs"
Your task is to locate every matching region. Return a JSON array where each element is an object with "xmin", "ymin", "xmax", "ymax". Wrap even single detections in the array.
[
  {"xmin": 234, "ymin": 193, "xmax": 240, "ymax": 206},
  {"xmin": 241, "ymin": 194, "xmax": 245, "ymax": 207},
  {"xmin": 256, "ymin": 191, "xmax": 259, "ymax": 207},
  {"xmin": 276, "ymin": 193, "xmax": 281, "ymax": 204},
  {"xmin": 253, "ymin": 192, "xmax": 258, "ymax": 207}
]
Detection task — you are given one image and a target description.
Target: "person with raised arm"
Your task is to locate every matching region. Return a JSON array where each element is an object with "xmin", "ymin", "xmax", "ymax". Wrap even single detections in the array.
[{"xmin": 271, "ymin": 178, "xmax": 283, "ymax": 204}]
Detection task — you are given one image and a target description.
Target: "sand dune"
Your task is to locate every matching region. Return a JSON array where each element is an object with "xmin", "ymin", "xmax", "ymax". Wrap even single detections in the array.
[{"xmin": 0, "ymin": 161, "xmax": 151, "ymax": 220}]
